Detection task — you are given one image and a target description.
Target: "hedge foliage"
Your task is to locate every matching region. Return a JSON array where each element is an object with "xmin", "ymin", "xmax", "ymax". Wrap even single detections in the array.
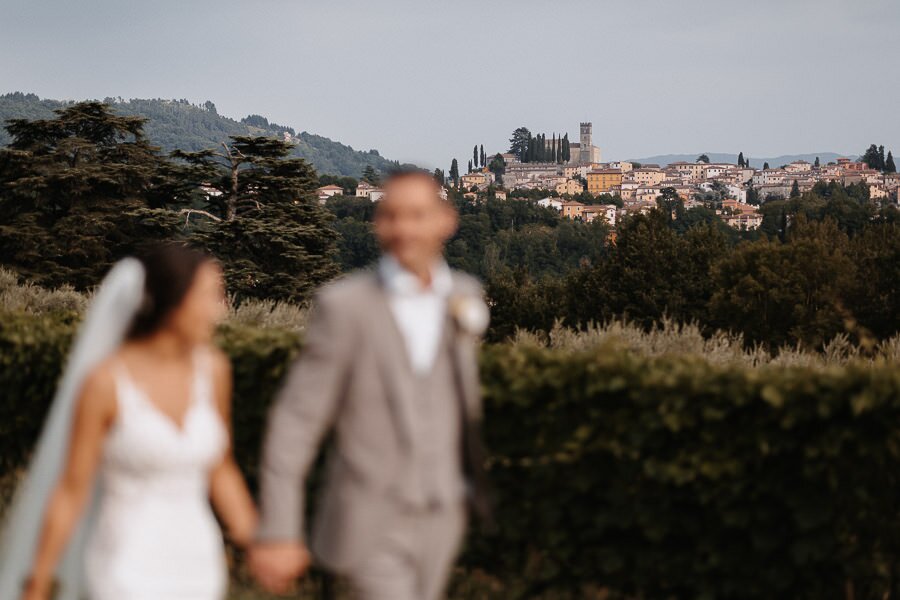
[{"xmin": 5, "ymin": 310, "xmax": 900, "ymax": 598}]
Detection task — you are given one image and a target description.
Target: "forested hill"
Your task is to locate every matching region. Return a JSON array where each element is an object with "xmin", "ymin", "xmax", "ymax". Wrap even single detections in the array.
[{"xmin": 0, "ymin": 92, "xmax": 402, "ymax": 177}]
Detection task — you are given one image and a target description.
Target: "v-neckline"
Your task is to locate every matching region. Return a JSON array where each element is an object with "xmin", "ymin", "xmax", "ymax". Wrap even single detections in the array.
[{"xmin": 118, "ymin": 355, "xmax": 198, "ymax": 435}]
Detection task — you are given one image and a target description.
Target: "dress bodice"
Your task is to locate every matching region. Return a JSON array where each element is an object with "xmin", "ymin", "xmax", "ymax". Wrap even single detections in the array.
[
  {"xmin": 84, "ymin": 348, "xmax": 229, "ymax": 600},
  {"xmin": 100, "ymin": 350, "xmax": 228, "ymax": 498}
]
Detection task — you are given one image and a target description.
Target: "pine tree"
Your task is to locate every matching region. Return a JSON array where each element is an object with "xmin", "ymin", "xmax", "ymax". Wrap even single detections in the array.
[
  {"xmin": 174, "ymin": 136, "xmax": 338, "ymax": 302},
  {"xmin": 886, "ymin": 151, "xmax": 897, "ymax": 174},
  {"xmin": 862, "ymin": 144, "xmax": 882, "ymax": 170},
  {"xmin": 433, "ymin": 168, "xmax": 445, "ymax": 185},
  {"xmin": 0, "ymin": 101, "xmax": 184, "ymax": 288},
  {"xmin": 509, "ymin": 127, "xmax": 531, "ymax": 161},
  {"xmin": 361, "ymin": 165, "xmax": 380, "ymax": 185}
]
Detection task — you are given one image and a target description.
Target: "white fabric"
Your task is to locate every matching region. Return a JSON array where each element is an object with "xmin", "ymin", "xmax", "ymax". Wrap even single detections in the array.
[
  {"xmin": 84, "ymin": 350, "xmax": 228, "ymax": 600},
  {"xmin": 0, "ymin": 259, "xmax": 145, "ymax": 600},
  {"xmin": 379, "ymin": 255, "xmax": 453, "ymax": 375}
]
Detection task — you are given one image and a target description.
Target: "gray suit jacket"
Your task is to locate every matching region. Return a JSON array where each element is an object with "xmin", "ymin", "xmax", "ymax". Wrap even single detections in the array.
[{"xmin": 256, "ymin": 267, "xmax": 489, "ymax": 572}]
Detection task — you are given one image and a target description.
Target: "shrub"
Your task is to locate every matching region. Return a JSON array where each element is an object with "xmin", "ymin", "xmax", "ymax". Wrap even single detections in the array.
[
  {"xmin": 470, "ymin": 342, "xmax": 900, "ymax": 599},
  {"xmin": 6, "ymin": 304, "xmax": 900, "ymax": 597}
]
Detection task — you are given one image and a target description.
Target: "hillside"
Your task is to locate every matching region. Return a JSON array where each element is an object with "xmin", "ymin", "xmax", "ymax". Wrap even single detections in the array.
[
  {"xmin": 0, "ymin": 92, "xmax": 402, "ymax": 177},
  {"xmin": 628, "ymin": 152, "xmax": 853, "ymax": 169}
]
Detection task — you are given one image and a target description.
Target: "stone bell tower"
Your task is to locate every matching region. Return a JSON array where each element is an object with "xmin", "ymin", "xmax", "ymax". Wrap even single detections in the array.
[{"xmin": 579, "ymin": 122, "xmax": 592, "ymax": 165}]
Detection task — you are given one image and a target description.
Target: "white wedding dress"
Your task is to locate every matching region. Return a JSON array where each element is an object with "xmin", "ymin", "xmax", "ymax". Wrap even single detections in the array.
[{"xmin": 83, "ymin": 350, "xmax": 229, "ymax": 600}]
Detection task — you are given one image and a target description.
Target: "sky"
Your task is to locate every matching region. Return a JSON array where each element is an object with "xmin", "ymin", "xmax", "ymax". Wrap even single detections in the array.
[{"xmin": 1, "ymin": 0, "xmax": 898, "ymax": 169}]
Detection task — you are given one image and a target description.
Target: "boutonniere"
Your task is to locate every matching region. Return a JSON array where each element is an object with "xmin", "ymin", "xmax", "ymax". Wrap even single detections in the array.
[{"xmin": 449, "ymin": 293, "xmax": 490, "ymax": 337}]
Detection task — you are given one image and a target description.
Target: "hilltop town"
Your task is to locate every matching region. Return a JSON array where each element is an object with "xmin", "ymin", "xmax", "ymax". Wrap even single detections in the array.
[{"xmin": 319, "ymin": 123, "xmax": 899, "ymax": 234}]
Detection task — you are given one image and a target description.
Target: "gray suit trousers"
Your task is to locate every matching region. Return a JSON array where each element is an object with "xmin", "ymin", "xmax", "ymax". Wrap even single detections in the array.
[{"xmin": 347, "ymin": 503, "xmax": 466, "ymax": 600}]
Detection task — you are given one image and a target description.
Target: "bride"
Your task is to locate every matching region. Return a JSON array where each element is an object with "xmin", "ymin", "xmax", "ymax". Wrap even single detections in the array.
[{"xmin": 0, "ymin": 244, "xmax": 257, "ymax": 600}]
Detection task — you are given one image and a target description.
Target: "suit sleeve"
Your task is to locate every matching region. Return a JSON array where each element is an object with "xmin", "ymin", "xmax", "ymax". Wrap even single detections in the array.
[{"xmin": 256, "ymin": 291, "xmax": 353, "ymax": 542}]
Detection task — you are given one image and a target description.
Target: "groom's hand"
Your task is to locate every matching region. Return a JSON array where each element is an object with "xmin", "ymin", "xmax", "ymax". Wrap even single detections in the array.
[{"xmin": 248, "ymin": 541, "xmax": 311, "ymax": 595}]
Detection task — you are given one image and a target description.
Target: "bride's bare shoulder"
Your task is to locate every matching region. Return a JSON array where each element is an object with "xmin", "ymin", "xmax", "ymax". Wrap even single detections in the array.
[
  {"xmin": 204, "ymin": 345, "xmax": 232, "ymax": 392},
  {"xmin": 75, "ymin": 358, "xmax": 119, "ymax": 419}
]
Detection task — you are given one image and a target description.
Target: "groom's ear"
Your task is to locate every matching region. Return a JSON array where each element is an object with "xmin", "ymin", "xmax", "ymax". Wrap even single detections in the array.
[{"xmin": 440, "ymin": 201, "xmax": 459, "ymax": 240}]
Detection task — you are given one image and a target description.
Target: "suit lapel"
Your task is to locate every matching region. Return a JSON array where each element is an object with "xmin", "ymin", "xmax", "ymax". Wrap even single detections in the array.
[
  {"xmin": 447, "ymin": 319, "xmax": 478, "ymax": 421},
  {"xmin": 368, "ymin": 271, "xmax": 418, "ymax": 449},
  {"xmin": 447, "ymin": 273, "xmax": 481, "ymax": 420}
]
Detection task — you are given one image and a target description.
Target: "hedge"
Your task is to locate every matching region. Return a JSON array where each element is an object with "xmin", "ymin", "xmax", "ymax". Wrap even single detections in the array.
[{"xmin": 5, "ymin": 310, "xmax": 900, "ymax": 599}]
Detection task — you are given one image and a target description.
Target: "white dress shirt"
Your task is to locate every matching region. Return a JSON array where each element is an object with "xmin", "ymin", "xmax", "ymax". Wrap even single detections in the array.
[{"xmin": 379, "ymin": 255, "xmax": 453, "ymax": 375}]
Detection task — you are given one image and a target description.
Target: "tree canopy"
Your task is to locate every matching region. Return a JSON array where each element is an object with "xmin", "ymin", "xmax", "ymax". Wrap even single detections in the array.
[{"xmin": 0, "ymin": 101, "xmax": 338, "ymax": 303}]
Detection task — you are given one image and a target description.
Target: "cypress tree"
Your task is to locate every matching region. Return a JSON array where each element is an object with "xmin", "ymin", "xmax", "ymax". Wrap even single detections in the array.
[
  {"xmin": 814, "ymin": 156, "xmax": 820, "ymax": 168},
  {"xmin": 737, "ymin": 152, "xmax": 745, "ymax": 168},
  {"xmin": 473, "ymin": 145, "xmax": 479, "ymax": 168},
  {"xmin": 449, "ymin": 158, "xmax": 459, "ymax": 185},
  {"xmin": 886, "ymin": 151, "xmax": 897, "ymax": 174},
  {"xmin": 480, "ymin": 144, "xmax": 485, "ymax": 168}
]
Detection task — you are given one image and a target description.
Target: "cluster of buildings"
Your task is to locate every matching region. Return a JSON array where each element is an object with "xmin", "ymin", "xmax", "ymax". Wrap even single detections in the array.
[
  {"xmin": 316, "ymin": 121, "xmax": 900, "ymax": 233},
  {"xmin": 317, "ymin": 180, "xmax": 386, "ymax": 203},
  {"xmin": 317, "ymin": 179, "xmax": 454, "ymax": 204},
  {"xmin": 468, "ymin": 143, "xmax": 900, "ymax": 230},
  {"xmin": 749, "ymin": 158, "xmax": 900, "ymax": 203}
]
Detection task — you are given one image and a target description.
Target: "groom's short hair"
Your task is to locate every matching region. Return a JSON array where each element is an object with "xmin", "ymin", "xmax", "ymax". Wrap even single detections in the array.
[{"xmin": 383, "ymin": 166, "xmax": 442, "ymax": 195}]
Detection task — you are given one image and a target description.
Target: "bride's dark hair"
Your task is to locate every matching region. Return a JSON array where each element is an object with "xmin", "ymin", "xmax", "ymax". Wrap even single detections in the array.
[{"xmin": 126, "ymin": 243, "xmax": 214, "ymax": 340}]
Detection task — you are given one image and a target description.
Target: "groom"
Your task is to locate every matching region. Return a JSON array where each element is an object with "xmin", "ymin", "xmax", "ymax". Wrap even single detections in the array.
[{"xmin": 249, "ymin": 168, "xmax": 491, "ymax": 600}]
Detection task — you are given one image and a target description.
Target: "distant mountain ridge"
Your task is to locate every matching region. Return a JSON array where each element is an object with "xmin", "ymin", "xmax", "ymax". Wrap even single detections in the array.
[
  {"xmin": 0, "ymin": 92, "xmax": 403, "ymax": 178},
  {"xmin": 626, "ymin": 152, "xmax": 855, "ymax": 169}
]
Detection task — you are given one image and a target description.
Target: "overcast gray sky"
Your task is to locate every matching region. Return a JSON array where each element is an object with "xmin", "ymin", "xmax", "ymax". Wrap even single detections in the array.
[{"xmin": 2, "ymin": 0, "xmax": 898, "ymax": 169}]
